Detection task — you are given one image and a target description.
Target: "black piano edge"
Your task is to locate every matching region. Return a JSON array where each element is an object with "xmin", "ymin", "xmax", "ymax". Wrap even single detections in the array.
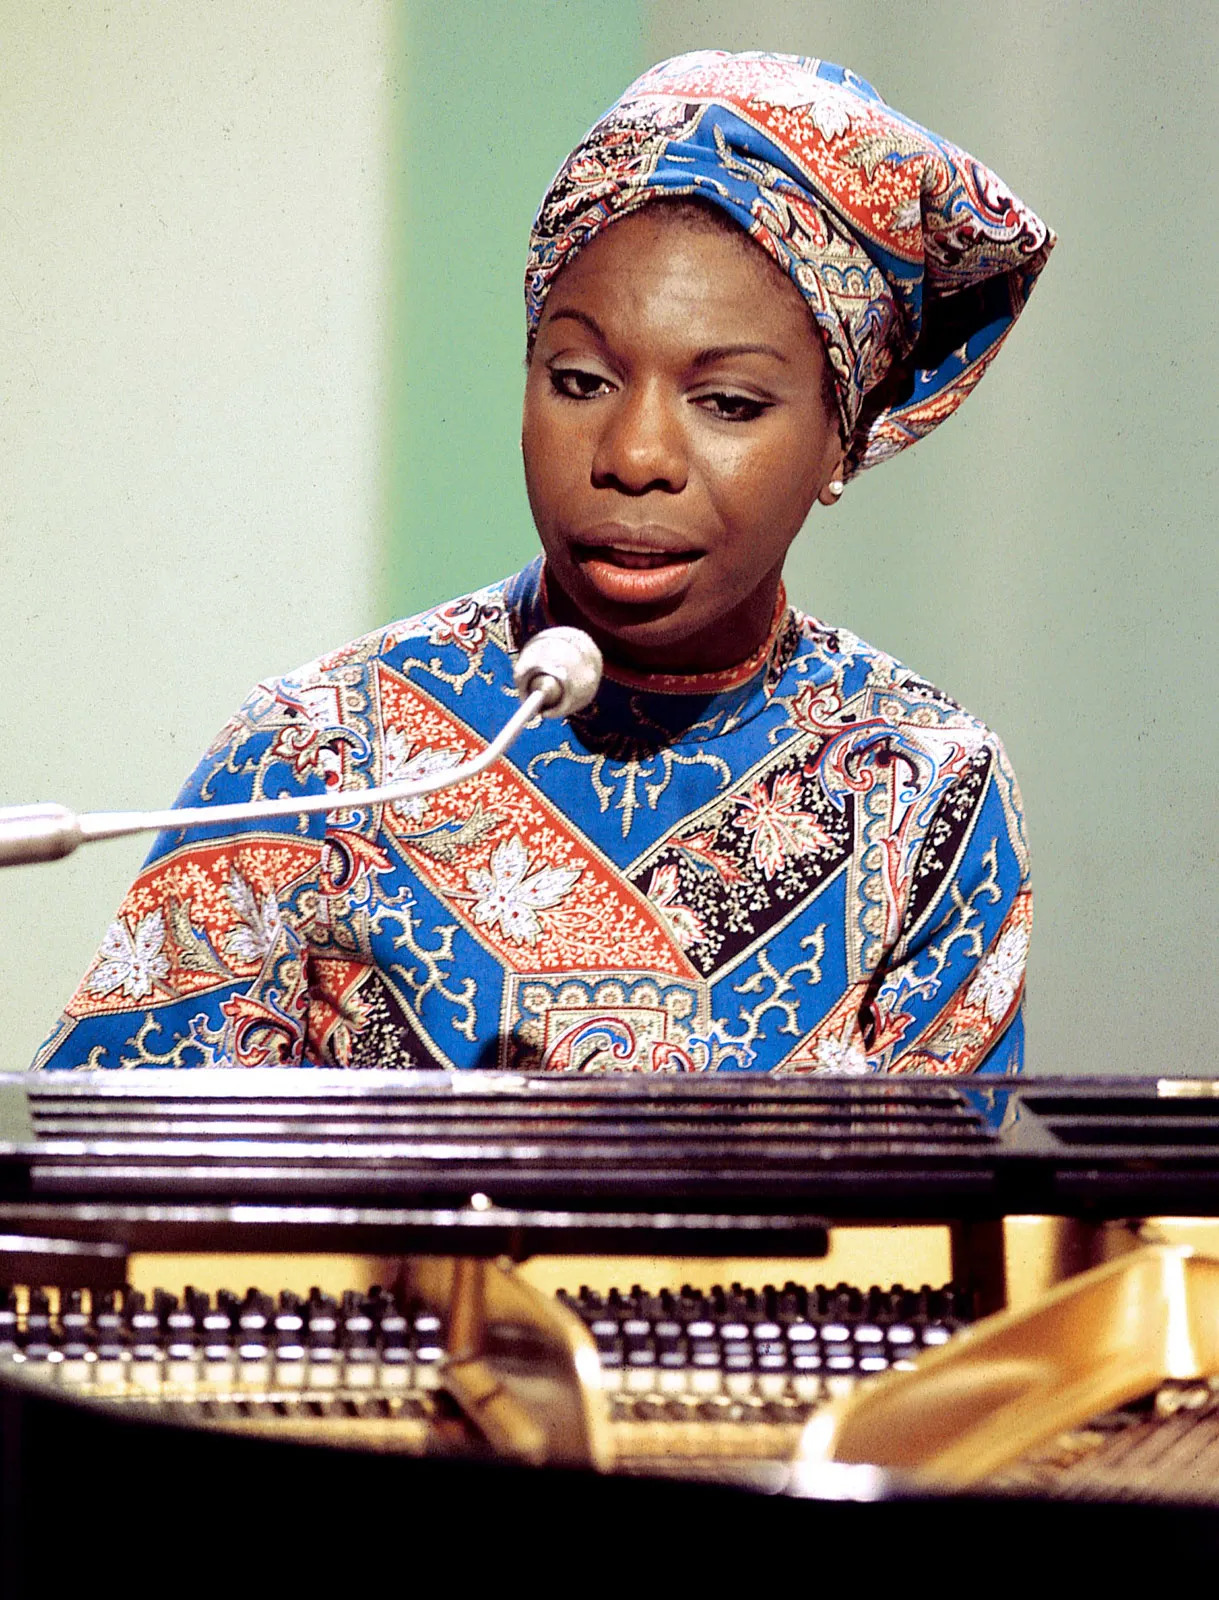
[
  {"xmin": 0, "ymin": 1202, "xmax": 830, "ymax": 1258},
  {"xmin": 1, "ymin": 1071, "xmax": 1219, "ymax": 1226},
  {"xmin": 0, "ymin": 1372, "xmax": 1215, "ymax": 1581}
]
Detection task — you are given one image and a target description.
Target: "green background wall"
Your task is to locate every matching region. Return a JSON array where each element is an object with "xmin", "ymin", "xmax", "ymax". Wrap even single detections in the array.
[
  {"xmin": 0, "ymin": 1, "xmax": 393, "ymax": 1073},
  {"xmin": 386, "ymin": 1, "xmax": 1219, "ymax": 1077}
]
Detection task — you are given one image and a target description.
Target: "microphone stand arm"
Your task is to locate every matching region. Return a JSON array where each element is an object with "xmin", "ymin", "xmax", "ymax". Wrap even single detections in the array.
[{"xmin": 0, "ymin": 684, "xmax": 552, "ymax": 869}]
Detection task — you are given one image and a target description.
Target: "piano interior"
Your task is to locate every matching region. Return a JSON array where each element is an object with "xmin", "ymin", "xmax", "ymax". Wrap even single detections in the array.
[
  {"xmin": 3, "ymin": 1219, "xmax": 1219, "ymax": 1503},
  {"xmin": 0, "ymin": 1236, "xmax": 969, "ymax": 1481},
  {"xmin": 2, "ymin": 1072, "xmax": 1219, "ymax": 1516}
]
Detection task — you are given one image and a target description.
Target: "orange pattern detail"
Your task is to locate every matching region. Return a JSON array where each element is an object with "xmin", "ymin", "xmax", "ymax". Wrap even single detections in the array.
[
  {"xmin": 374, "ymin": 666, "xmax": 694, "ymax": 978},
  {"xmin": 305, "ymin": 955, "xmax": 373, "ymax": 1065},
  {"xmin": 65, "ymin": 837, "xmax": 322, "ymax": 1018}
]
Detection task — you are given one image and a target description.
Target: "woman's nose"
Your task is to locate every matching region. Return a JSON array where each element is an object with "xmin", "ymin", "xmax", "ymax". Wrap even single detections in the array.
[{"xmin": 590, "ymin": 381, "xmax": 688, "ymax": 495}]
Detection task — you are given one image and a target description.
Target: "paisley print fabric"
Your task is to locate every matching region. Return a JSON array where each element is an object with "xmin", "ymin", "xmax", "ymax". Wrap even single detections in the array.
[
  {"xmin": 527, "ymin": 50, "xmax": 1055, "ymax": 474},
  {"xmin": 35, "ymin": 562, "xmax": 1030, "ymax": 1075}
]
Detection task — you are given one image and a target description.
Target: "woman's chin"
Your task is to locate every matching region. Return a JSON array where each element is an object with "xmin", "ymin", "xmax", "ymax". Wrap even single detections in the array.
[
  {"xmin": 547, "ymin": 575, "xmax": 778, "ymax": 674},
  {"xmin": 592, "ymin": 611, "xmax": 746, "ymax": 676}
]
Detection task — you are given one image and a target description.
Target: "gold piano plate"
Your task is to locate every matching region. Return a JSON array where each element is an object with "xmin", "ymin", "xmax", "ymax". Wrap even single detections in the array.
[{"xmin": 811, "ymin": 1244, "xmax": 1219, "ymax": 1492}]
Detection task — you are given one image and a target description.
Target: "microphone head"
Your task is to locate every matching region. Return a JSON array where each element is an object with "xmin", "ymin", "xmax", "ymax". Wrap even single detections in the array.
[{"xmin": 513, "ymin": 626, "xmax": 603, "ymax": 718}]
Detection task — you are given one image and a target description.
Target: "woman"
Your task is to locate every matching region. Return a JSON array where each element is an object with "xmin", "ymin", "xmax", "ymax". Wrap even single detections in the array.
[{"xmin": 36, "ymin": 51, "xmax": 1051, "ymax": 1075}]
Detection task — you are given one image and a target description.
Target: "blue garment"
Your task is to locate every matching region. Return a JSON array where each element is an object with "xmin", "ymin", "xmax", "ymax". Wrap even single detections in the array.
[{"xmin": 35, "ymin": 561, "xmax": 1029, "ymax": 1074}]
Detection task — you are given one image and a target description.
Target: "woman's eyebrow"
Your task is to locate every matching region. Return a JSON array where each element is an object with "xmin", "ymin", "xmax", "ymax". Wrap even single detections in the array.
[
  {"xmin": 543, "ymin": 309, "xmax": 606, "ymax": 341},
  {"xmin": 542, "ymin": 314, "xmax": 788, "ymax": 370},
  {"xmin": 692, "ymin": 343, "xmax": 788, "ymax": 368}
]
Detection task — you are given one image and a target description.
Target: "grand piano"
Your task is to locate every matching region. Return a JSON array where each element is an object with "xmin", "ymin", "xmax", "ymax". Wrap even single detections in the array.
[{"xmin": 1, "ymin": 1068, "xmax": 1219, "ymax": 1579}]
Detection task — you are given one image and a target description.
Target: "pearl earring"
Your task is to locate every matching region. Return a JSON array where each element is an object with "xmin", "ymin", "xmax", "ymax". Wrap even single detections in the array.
[{"xmin": 828, "ymin": 480, "xmax": 845, "ymax": 499}]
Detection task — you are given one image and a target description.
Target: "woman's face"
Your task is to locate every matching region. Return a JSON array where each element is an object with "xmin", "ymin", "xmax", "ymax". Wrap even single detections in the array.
[{"xmin": 522, "ymin": 206, "xmax": 844, "ymax": 675}]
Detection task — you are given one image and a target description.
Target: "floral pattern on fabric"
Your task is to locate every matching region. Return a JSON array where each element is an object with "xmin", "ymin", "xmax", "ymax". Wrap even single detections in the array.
[
  {"xmin": 526, "ymin": 50, "xmax": 1054, "ymax": 474},
  {"xmin": 34, "ymin": 561, "xmax": 1029, "ymax": 1076}
]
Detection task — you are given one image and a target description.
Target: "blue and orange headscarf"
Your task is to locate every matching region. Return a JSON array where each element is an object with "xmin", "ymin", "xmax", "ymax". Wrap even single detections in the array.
[{"xmin": 526, "ymin": 51, "xmax": 1054, "ymax": 475}]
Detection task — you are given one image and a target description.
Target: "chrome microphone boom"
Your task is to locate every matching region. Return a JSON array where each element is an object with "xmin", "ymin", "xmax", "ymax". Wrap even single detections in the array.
[{"xmin": 0, "ymin": 626, "xmax": 602, "ymax": 869}]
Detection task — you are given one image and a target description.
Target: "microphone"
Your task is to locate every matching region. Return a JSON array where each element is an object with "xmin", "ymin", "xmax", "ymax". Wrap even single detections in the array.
[{"xmin": 0, "ymin": 626, "xmax": 602, "ymax": 870}]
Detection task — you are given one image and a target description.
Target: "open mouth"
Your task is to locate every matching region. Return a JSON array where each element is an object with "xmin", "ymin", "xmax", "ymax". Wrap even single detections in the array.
[
  {"xmin": 573, "ymin": 543, "xmax": 700, "ymax": 570},
  {"xmin": 571, "ymin": 542, "xmax": 703, "ymax": 607}
]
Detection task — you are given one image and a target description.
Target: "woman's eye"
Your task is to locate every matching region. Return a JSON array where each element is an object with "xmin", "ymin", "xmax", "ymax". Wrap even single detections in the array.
[
  {"xmin": 549, "ymin": 367, "xmax": 612, "ymax": 400},
  {"xmin": 695, "ymin": 392, "xmax": 772, "ymax": 423}
]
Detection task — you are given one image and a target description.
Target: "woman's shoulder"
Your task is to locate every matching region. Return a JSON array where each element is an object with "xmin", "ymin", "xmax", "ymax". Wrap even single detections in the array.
[
  {"xmin": 787, "ymin": 608, "xmax": 1017, "ymax": 788},
  {"xmin": 192, "ymin": 577, "xmax": 523, "ymax": 782},
  {"xmin": 250, "ymin": 577, "xmax": 520, "ymax": 711},
  {"xmin": 299, "ymin": 576, "xmax": 520, "ymax": 686}
]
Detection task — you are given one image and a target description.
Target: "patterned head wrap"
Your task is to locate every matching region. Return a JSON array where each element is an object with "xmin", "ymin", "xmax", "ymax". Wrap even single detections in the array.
[{"xmin": 526, "ymin": 51, "xmax": 1054, "ymax": 475}]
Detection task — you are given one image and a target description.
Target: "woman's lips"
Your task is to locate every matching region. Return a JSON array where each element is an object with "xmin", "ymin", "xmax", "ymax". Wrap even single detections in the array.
[{"xmin": 573, "ymin": 542, "xmax": 701, "ymax": 606}]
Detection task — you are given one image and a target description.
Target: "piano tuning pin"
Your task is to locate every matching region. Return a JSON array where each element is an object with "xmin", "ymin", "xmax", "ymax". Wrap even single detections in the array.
[
  {"xmin": 185, "ymin": 1287, "xmax": 210, "ymax": 1321},
  {"xmin": 951, "ymin": 1287, "xmax": 976, "ymax": 1322}
]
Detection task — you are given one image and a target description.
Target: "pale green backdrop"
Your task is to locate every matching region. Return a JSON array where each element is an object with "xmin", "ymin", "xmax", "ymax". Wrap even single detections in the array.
[
  {"xmin": 0, "ymin": 2, "xmax": 392, "ymax": 1071},
  {"xmin": 385, "ymin": 0, "xmax": 1219, "ymax": 1077}
]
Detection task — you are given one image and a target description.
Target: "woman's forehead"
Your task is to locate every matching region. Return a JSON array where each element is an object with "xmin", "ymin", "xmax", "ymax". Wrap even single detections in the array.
[{"xmin": 537, "ymin": 207, "xmax": 823, "ymax": 361}]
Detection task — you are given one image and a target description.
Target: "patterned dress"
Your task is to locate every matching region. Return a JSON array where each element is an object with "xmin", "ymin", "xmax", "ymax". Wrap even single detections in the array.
[{"xmin": 35, "ymin": 561, "xmax": 1030, "ymax": 1074}]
